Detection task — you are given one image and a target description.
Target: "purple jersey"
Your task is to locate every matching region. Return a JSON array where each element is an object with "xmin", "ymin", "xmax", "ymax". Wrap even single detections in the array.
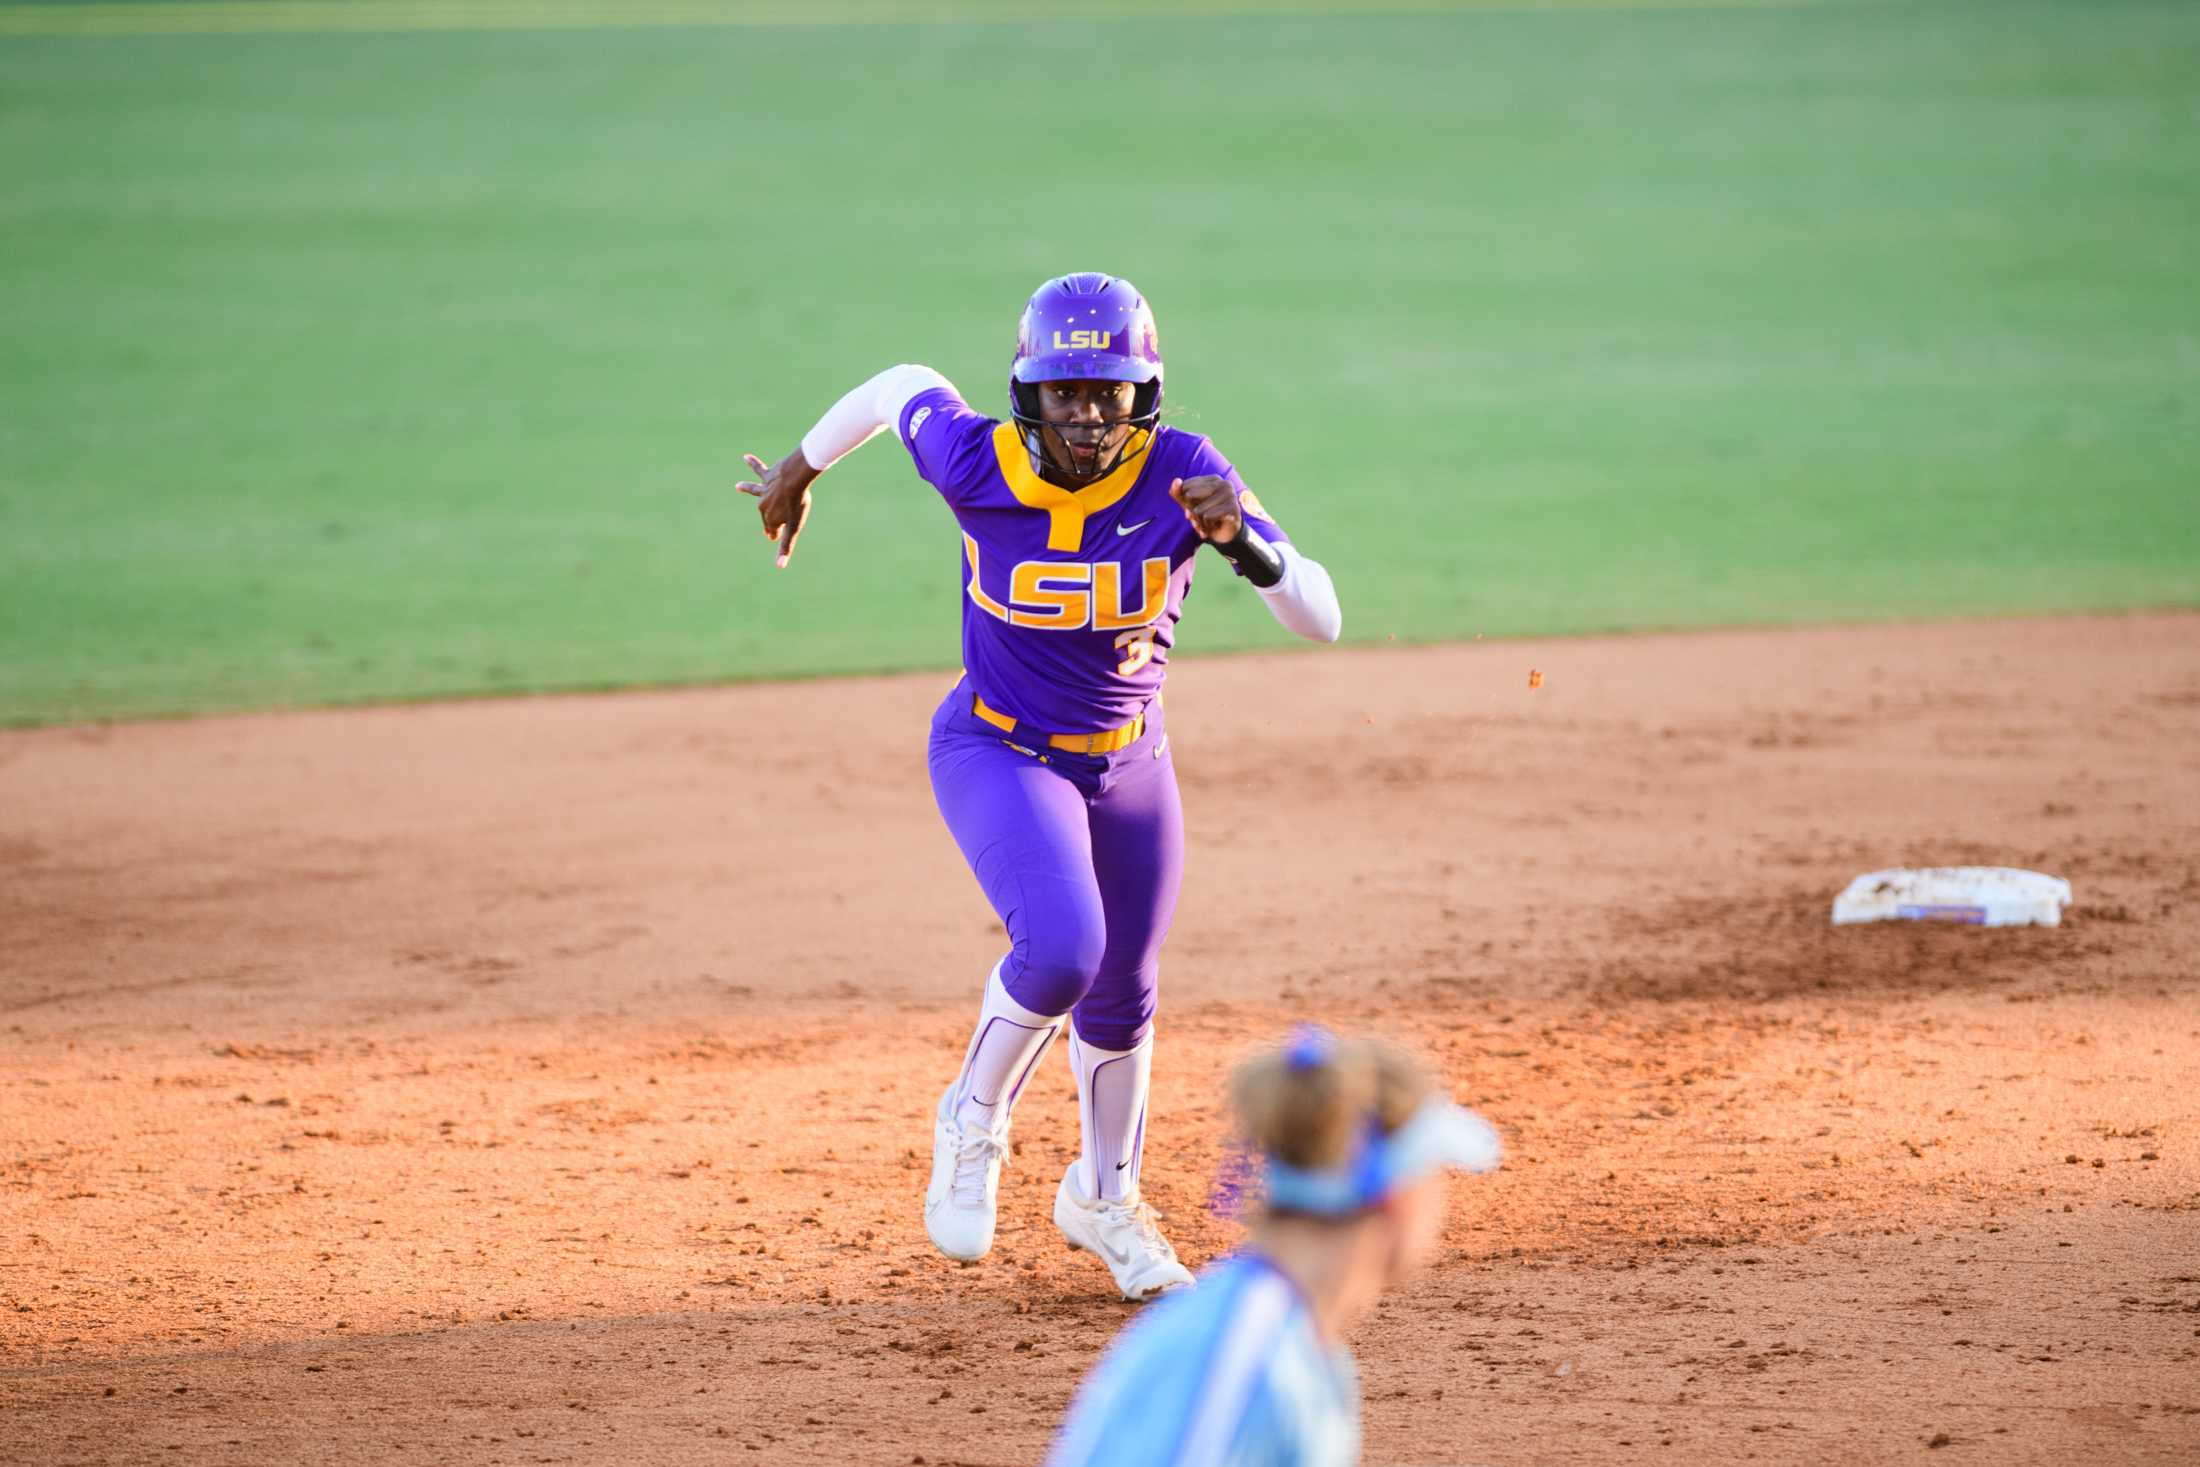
[{"xmin": 896, "ymin": 386, "xmax": 1290, "ymax": 735}]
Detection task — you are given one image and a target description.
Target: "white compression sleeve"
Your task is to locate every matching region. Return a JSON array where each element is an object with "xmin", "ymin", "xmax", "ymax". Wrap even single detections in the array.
[
  {"xmin": 950, "ymin": 959, "xmax": 1065, "ymax": 1135},
  {"xmin": 797, "ymin": 363, "xmax": 955, "ymax": 472},
  {"xmin": 1255, "ymin": 540, "xmax": 1343, "ymax": 643},
  {"xmin": 1070, "ymin": 1028, "xmax": 1153, "ymax": 1204}
]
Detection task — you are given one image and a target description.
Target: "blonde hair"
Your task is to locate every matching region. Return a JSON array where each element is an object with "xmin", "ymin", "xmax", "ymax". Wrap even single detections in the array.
[{"xmin": 1229, "ymin": 1036, "xmax": 1432, "ymax": 1171}]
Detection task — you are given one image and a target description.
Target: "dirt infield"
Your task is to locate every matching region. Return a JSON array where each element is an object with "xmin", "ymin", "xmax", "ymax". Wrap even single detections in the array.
[{"xmin": 5, "ymin": 614, "xmax": 2198, "ymax": 1466}]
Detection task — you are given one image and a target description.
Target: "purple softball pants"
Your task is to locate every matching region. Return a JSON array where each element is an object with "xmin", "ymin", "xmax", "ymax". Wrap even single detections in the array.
[{"xmin": 927, "ymin": 678, "xmax": 1183, "ymax": 1052}]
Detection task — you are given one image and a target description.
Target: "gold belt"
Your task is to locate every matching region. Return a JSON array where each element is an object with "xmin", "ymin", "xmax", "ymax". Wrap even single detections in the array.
[{"xmin": 972, "ymin": 694, "xmax": 1146, "ymax": 756}]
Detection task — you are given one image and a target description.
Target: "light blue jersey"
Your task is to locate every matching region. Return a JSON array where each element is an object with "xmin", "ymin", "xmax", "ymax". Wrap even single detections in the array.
[{"xmin": 1045, "ymin": 1254, "xmax": 1360, "ymax": 1467}]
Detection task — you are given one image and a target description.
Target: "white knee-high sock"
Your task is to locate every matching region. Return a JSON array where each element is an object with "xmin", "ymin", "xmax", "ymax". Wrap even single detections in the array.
[
  {"xmin": 950, "ymin": 959, "xmax": 1065, "ymax": 1135},
  {"xmin": 1070, "ymin": 1027, "xmax": 1153, "ymax": 1204}
]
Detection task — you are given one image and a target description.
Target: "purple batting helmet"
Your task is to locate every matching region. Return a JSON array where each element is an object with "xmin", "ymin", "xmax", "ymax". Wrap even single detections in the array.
[{"xmin": 1008, "ymin": 272, "xmax": 1163, "ymax": 472}]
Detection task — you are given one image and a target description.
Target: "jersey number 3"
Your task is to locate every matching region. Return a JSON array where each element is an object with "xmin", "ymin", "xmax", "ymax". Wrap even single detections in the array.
[{"xmin": 1113, "ymin": 627, "xmax": 1159, "ymax": 677}]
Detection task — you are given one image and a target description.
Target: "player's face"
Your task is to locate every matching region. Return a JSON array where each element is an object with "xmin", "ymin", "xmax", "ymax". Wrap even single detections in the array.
[
  {"xmin": 1036, "ymin": 379, "xmax": 1138, "ymax": 484},
  {"xmin": 1379, "ymin": 1174, "xmax": 1448, "ymax": 1287}
]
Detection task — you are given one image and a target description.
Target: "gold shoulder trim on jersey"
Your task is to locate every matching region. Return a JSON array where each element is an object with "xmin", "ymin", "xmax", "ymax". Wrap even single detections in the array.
[{"xmin": 990, "ymin": 421, "xmax": 1152, "ymax": 553}]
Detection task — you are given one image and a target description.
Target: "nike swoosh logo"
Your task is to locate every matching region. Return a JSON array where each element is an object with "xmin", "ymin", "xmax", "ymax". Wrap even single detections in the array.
[
  {"xmin": 1096, "ymin": 1233, "xmax": 1136, "ymax": 1267},
  {"xmin": 1114, "ymin": 1160, "xmax": 1130, "ymax": 1171},
  {"xmin": 1115, "ymin": 519, "xmax": 1152, "ymax": 537}
]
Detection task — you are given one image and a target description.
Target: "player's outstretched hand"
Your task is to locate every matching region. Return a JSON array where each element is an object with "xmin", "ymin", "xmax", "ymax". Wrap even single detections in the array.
[
  {"xmin": 1169, "ymin": 476, "xmax": 1242, "ymax": 545},
  {"xmin": 734, "ymin": 451, "xmax": 821, "ymax": 569}
]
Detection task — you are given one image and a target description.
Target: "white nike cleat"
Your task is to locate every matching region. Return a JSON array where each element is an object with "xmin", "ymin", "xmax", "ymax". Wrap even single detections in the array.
[
  {"xmin": 924, "ymin": 1086, "xmax": 1008, "ymax": 1262},
  {"xmin": 1052, "ymin": 1164, "xmax": 1195, "ymax": 1301}
]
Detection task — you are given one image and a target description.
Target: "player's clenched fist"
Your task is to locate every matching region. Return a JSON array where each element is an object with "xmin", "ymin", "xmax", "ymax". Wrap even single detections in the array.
[
  {"xmin": 1168, "ymin": 475, "xmax": 1242, "ymax": 545},
  {"xmin": 735, "ymin": 450, "xmax": 820, "ymax": 568}
]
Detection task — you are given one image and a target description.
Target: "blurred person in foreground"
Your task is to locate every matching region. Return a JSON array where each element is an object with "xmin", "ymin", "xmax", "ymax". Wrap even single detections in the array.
[{"xmin": 1044, "ymin": 1030, "xmax": 1503, "ymax": 1467}]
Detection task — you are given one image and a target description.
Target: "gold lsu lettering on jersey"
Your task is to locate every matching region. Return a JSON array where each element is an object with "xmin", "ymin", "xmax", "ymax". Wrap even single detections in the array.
[{"xmin": 962, "ymin": 535, "xmax": 1169, "ymax": 633}]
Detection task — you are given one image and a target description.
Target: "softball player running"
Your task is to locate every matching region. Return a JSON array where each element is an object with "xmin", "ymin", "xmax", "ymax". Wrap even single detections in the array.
[
  {"xmin": 1044, "ymin": 1031, "xmax": 1502, "ymax": 1466},
  {"xmin": 736, "ymin": 273, "xmax": 1343, "ymax": 1299}
]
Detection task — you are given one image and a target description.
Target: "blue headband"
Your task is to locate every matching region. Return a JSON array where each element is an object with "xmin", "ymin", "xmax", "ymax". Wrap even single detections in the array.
[
  {"xmin": 1261, "ymin": 1098, "xmax": 1504, "ymax": 1218},
  {"xmin": 1264, "ymin": 1117, "xmax": 1390, "ymax": 1215}
]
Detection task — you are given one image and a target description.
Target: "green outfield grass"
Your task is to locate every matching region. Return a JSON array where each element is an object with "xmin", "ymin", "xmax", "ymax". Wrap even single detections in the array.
[{"xmin": 1, "ymin": 0, "xmax": 2195, "ymax": 724}]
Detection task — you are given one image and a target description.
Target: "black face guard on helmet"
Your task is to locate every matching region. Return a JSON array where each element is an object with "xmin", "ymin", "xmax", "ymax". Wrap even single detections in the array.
[{"xmin": 1009, "ymin": 377, "xmax": 1163, "ymax": 485}]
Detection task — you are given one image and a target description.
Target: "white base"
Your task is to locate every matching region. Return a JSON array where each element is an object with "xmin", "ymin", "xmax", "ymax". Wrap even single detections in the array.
[{"xmin": 1831, "ymin": 867, "xmax": 2071, "ymax": 928}]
